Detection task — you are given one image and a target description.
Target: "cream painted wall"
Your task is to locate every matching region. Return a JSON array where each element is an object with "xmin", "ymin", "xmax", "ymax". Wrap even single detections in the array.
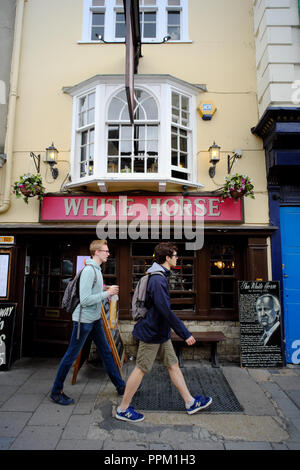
[{"xmin": 0, "ymin": 0, "xmax": 268, "ymax": 225}]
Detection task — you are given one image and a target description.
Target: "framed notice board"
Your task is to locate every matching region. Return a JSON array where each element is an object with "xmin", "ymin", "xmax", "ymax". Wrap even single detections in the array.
[
  {"xmin": 238, "ymin": 281, "xmax": 284, "ymax": 368},
  {"xmin": 0, "ymin": 303, "xmax": 17, "ymax": 370},
  {"xmin": 0, "ymin": 249, "xmax": 12, "ymax": 300}
]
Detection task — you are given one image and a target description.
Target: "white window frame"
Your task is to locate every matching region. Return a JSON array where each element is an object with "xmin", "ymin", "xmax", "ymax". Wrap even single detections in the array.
[
  {"xmin": 81, "ymin": 0, "xmax": 190, "ymax": 43},
  {"xmin": 67, "ymin": 76, "xmax": 199, "ymax": 189}
]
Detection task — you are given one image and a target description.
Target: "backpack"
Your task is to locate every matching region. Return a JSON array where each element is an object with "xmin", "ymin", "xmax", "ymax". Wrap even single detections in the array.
[
  {"xmin": 131, "ymin": 271, "xmax": 165, "ymax": 321},
  {"xmin": 61, "ymin": 265, "xmax": 97, "ymax": 314}
]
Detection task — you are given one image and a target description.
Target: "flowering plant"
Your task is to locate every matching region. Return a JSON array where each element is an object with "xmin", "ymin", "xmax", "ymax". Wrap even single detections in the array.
[
  {"xmin": 221, "ymin": 173, "xmax": 255, "ymax": 200},
  {"xmin": 13, "ymin": 173, "xmax": 45, "ymax": 204}
]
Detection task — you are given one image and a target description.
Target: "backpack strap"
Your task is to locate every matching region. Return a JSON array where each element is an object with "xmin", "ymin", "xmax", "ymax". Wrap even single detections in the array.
[{"xmin": 76, "ymin": 265, "xmax": 98, "ymax": 340}]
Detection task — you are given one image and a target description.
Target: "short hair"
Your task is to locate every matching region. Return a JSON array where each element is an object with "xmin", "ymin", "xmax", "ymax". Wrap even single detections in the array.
[
  {"xmin": 256, "ymin": 294, "xmax": 281, "ymax": 314},
  {"xmin": 154, "ymin": 242, "xmax": 178, "ymax": 264},
  {"xmin": 89, "ymin": 239, "xmax": 107, "ymax": 256}
]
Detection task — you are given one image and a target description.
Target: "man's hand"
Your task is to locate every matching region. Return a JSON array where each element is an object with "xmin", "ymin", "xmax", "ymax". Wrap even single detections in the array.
[
  {"xmin": 107, "ymin": 285, "xmax": 119, "ymax": 296},
  {"xmin": 185, "ymin": 335, "xmax": 196, "ymax": 346}
]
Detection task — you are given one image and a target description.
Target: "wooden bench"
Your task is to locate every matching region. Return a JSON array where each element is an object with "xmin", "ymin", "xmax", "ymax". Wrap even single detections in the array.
[{"xmin": 171, "ymin": 331, "xmax": 227, "ymax": 368}]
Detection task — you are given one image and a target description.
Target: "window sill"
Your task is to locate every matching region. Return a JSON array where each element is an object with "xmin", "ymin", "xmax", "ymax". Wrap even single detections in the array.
[{"xmin": 77, "ymin": 40, "xmax": 193, "ymax": 45}]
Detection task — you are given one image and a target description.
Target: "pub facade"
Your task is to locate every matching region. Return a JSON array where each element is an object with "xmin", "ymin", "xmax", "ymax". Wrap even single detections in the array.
[{"xmin": 0, "ymin": 0, "xmax": 272, "ymax": 365}]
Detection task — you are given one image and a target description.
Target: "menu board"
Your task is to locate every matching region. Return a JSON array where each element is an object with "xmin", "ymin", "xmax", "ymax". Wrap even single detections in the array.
[
  {"xmin": 0, "ymin": 303, "xmax": 17, "ymax": 370},
  {"xmin": 238, "ymin": 281, "xmax": 284, "ymax": 367}
]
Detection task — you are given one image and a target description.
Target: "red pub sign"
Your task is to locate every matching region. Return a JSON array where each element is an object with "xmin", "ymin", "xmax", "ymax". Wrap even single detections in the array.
[{"xmin": 40, "ymin": 195, "xmax": 243, "ymax": 223}]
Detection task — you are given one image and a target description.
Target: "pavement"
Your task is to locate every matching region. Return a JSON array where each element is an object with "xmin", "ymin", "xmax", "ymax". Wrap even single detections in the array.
[{"xmin": 0, "ymin": 356, "xmax": 300, "ymax": 453}]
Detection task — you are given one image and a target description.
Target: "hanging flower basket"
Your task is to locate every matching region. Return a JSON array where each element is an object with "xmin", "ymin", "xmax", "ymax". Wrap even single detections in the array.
[
  {"xmin": 221, "ymin": 174, "xmax": 255, "ymax": 201},
  {"xmin": 12, "ymin": 173, "xmax": 45, "ymax": 204}
]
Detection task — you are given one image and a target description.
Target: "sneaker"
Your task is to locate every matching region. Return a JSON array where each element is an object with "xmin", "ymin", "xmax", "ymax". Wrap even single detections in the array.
[
  {"xmin": 115, "ymin": 406, "xmax": 144, "ymax": 422},
  {"xmin": 186, "ymin": 395, "xmax": 212, "ymax": 415},
  {"xmin": 117, "ymin": 383, "xmax": 143, "ymax": 396},
  {"xmin": 50, "ymin": 392, "xmax": 74, "ymax": 406}
]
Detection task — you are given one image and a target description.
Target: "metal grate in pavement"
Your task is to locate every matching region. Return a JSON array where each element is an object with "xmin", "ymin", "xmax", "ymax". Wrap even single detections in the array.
[{"xmin": 130, "ymin": 365, "xmax": 243, "ymax": 413}]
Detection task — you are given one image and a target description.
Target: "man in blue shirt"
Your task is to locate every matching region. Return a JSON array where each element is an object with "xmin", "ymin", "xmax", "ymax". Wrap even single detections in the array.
[
  {"xmin": 116, "ymin": 242, "xmax": 212, "ymax": 422},
  {"xmin": 50, "ymin": 240, "xmax": 125, "ymax": 405}
]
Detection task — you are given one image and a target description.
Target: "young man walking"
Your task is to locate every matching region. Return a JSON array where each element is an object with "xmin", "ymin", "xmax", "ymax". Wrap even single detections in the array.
[
  {"xmin": 115, "ymin": 242, "xmax": 212, "ymax": 422},
  {"xmin": 50, "ymin": 240, "xmax": 126, "ymax": 405}
]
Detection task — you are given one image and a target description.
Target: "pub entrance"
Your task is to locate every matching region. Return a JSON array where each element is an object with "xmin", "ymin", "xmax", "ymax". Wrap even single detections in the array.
[{"xmin": 22, "ymin": 234, "xmax": 245, "ymax": 358}]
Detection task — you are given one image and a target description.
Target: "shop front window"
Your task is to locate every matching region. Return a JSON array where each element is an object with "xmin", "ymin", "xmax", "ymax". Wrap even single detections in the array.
[
  {"xmin": 209, "ymin": 244, "xmax": 236, "ymax": 309},
  {"xmin": 131, "ymin": 242, "xmax": 195, "ymax": 313}
]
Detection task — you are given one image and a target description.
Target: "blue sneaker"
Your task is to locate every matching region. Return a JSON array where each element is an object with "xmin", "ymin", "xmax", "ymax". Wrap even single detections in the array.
[
  {"xmin": 186, "ymin": 395, "xmax": 212, "ymax": 415},
  {"xmin": 115, "ymin": 406, "xmax": 144, "ymax": 422},
  {"xmin": 50, "ymin": 392, "xmax": 74, "ymax": 406}
]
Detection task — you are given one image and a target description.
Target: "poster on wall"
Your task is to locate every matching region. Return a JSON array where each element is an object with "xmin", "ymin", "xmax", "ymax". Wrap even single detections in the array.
[
  {"xmin": 238, "ymin": 281, "xmax": 284, "ymax": 367},
  {"xmin": 0, "ymin": 253, "xmax": 10, "ymax": 299},
  {"xmin": 0, "ymin": 303, "xmax": 17, "ymax": 370}
]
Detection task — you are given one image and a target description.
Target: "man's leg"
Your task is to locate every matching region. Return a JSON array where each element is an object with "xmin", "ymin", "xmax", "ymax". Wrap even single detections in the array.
[
  {"xmin": 167, "ymin": 362, "xmax": 193, "ymax": 403},
  {"xmin": 91, "ymin": 318, "xmax": 125, "ymax": 392},
  {"xmin": 51, "ymin": 322, "xmax": 92, "ymax": 400},
  {"xmin": 119, "ymin": 366, "xmax": 145, "ymax": 410}
]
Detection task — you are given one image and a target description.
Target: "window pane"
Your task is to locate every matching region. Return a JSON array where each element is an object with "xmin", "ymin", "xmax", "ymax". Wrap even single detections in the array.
[
  {"xmin": 88, "ymin": 109, "xmax": 94, "ymax": 124},
  {"xmin": 147, "ymin": 158, "xmax": 158, "ymax": 172},
  {"xmin": 168, "ymin": 26, "xmax": 180, "ymax": 40},
  {"xmin": 181, "ymin": 95, "xmax": 189, "ymax": 111},
  {"xmin": 107, "ymin": 158, "xmax": 118, "ymax": 173},
  {"xmin": 92, "ymin": 13, "xmax": 104, "ymax": 25},
  {"xmin": 172, "ymin": 151, "xmax": 177, "ymax": 166},
  {"xmin": 81, "ymin": 131, "xmax": 88, "ymax": 146},
  {"xmin": 108, "ymin": 141, "xmax": 119, "ymax": 155},
  {"xmin": 134, "ymin": 157, "xmax": 145, "ymax": 173},
  {"xmin": 168, "ymin": 0, "xmax": 180, "ymax": 5},
  {"xmin": 121, "ymin": 158, "xmax": 132, "ymax": 172},
  {"xmin": 172, "ymin": 92, "xmax": 179, "ymax": 107},
  {"xmin": 147, "ymin": 140, "xmax": 157, "ymax": 154},
  {"xmin": 168, "ymin": 11, "xmax": 180, "ymax": 25},
  {"xmin": 108, "ymin": 99, "xmax": 122, "ymax": 120},
  {"xmin": 108, "ymin": 126, "xmax": 119, "ymax": 140},
  {"xmin": 88, "ymin": 93, "xmax": 95, "ymax": 108},
  {"xmin": 116, "ymin": 12, "xmax": 125, "ymax": 38},
  {"xmin": 121, "ymin": 125, "xmax": 132, "ymax": 140},
  {"xmin": 142, "ymin": 98, "xmax": 158, "ymax": 119},
  {"xmin": 91, "ymin": 26, "xmax": 104, "ymax": 40},
  {"xmin": 93, "ymin": 0, "xmax": 105, "ymax": 5},
  {"xmin": 147, "ymin": 126, "xmax": 157, "ymax": 139},
  {"xmin": 180, "ymin": 153, "xmax": 187, "ymax": 168},
  {"xmin": 120, "ymin": 139, "xmax": 132, "ymax": 155}
]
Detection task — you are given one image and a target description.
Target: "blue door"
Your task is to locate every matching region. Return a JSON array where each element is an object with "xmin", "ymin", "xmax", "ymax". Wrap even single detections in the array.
[{"xmin": 280, "ymin": 207, "xmax": 300, "ymax": 364}]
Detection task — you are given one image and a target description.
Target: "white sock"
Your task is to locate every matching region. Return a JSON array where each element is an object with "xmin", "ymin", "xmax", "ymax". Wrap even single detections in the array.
[
  {"xmin": 117, "ymin": 406, "xmax": 127, "ymax": 413},
  {"xmin": 185, "ymin": 398, "xmax": 195, "ymax": 409}
]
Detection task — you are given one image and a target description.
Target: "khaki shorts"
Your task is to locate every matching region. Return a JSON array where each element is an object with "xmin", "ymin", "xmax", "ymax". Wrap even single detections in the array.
[{"xmin": 136, "ymin": 339, "xmax": 178, "ymax": 373}]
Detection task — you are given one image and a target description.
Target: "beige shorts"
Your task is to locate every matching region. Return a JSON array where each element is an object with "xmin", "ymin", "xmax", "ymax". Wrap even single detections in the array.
[{"xmin": 136, "ymin": 339, "xmax": 178, "ymax": 373}]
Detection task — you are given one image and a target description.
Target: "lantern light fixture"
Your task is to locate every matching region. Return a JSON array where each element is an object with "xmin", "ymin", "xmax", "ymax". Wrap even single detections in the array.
[{"xmin": 208, "ymin": 141, "xmax": 221, "ymax": 178}]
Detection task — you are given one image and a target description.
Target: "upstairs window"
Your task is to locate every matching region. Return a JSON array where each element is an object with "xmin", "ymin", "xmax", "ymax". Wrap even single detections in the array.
[
  {"xmin": 77, "ymin": 92, "xmax": 95, "ymax": 177},
  {"xmin": 82, "ymin": 0, "xmax": 189, "ymax": 43}
]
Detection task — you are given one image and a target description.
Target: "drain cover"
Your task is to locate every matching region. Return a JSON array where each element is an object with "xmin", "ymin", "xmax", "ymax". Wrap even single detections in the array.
[{"xmin": 130, "ymin": 365, "xmax": 243, "ymax": 413}]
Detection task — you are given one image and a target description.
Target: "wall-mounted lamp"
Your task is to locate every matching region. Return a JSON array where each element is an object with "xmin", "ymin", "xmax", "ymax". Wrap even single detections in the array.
[
  {"xmin": 227, "ymin": 149, "xmax": 242, "ymax": 174},
  {"xmin": 208, "ymin": 141, "xmax": 221, "ymax": 178},
  {"xmin": 30, "ymin": 142, "xmax": 59, "ymax": 179},
  {"xmin": 0, "ymin": 154, "xmax": 7, "ymax": 168},
  {"xmin": 44, "ymin": 142, "xmax": 59, "ymax": 179}
]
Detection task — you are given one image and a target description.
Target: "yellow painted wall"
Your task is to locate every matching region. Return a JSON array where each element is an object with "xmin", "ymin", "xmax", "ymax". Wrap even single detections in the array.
[{"xmin": 0, "ymin": 0, "xmax": 267, "ymax": 224}]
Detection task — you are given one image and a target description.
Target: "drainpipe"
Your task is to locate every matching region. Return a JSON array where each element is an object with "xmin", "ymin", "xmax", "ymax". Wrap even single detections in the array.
[{"xmin": 0, "ymin": 0, "xmax": 25, "ymax": 214}]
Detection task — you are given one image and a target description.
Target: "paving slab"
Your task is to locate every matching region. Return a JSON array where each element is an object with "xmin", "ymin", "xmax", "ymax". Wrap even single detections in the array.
[
  {"xmin": 224, "ymin": 441, "xmax": 272, "ymax": 450},
  {"xmin": 0, "ymin": 411, "xmax": 31, "ymax": 437},
  {"xmin": 61, "ymin": 414, "xmax": 92, "ymax": 440},
  {"xmin": 56, "ymin": 439, "xmax": 104, "ymax": 450},
  {"xmin": 28, "ymin": 402, "xmax": 74, "ymax": 426},
  {"xmin": 9, "ymin": 425, "xmax": 63, "ymax": 450},
  {"xmin": 0, "ymin": 393, "xmax": 45, "ymax": 412},
  {"xmin": 222, "ymin": 366, "xmax": 276, "ymax": 416}
]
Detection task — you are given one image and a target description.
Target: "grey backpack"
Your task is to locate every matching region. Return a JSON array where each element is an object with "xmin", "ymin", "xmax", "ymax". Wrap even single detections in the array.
[
  {"xmin": 131, "ymin": 271, "xmax": 165, "ymax": 321},
  {"xmin": 61, "ymin": 265, "xmax": 97, "ymax": 338}
]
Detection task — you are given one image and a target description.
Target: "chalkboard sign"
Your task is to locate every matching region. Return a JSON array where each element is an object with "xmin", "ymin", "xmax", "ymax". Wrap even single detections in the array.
[
  {"xmin": 238, "ymin": 281, "xmax": 284, "ymax": 367},
  {"xmin": 0, "ymin": 303, "xmax": 17, "ymax": 371}
]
